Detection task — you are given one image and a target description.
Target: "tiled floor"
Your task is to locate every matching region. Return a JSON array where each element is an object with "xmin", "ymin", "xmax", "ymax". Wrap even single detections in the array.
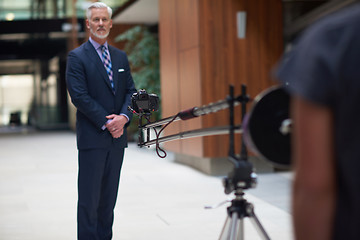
[{"xmin": 0, "ymin": 131, "xmax": 293, "ymax": 240}]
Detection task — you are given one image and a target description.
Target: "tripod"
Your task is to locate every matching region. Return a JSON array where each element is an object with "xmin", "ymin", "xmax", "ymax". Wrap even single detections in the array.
[
  {"xmin": 219, "ymin": 189, "xmax": 270, "ymax": 240},
  {"xmin": 219, "ymin": 85, "xmax": 270, "ymax": 240}
]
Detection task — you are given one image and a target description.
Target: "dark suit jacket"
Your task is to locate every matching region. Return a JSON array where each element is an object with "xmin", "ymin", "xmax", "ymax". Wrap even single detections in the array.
[{"xmin": 66, "ymin": 40, "xmax": 136, "ymax": 150}]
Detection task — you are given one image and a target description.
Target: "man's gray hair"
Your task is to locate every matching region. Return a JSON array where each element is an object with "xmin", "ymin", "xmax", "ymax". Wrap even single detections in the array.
[{"xmin": 86, "ymin": 2, "xmax": 113, "ymax": 20}]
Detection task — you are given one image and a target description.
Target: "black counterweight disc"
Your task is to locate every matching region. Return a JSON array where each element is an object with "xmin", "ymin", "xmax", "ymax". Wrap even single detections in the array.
[{"xmin": 244, "ymin": 86, "xmax": 291, "ymax": 168}]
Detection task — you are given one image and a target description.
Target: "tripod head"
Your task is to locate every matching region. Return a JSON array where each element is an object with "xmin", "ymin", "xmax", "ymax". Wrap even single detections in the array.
[{"xmin": 223, "ymin": 158, "xmax": 257, "ymax": 194}]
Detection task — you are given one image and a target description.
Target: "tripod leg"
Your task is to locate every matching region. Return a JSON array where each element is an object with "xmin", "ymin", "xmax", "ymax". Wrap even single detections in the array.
[
  {"xmin": 219, "ymin": 216, "xmax": 231, "ymax": 240},
  {"xmin": 247, "ymin": 203, "xmax": 271, "ymax": 240},
  {"xmin": 229, "ymin": 212, "xmax": 239, "ymax": 240},
  {"xmin": 219, "ymin": 212, "xmax": 245, "ymax": 240},
  {"xmin": 238, "ymin": 218, "xmax": 244, "ymax": 240}
]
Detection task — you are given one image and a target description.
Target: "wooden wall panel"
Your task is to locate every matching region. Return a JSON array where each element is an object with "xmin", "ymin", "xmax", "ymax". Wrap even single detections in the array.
[
  {"xmin": 198, "ymin": 0, "xmax": 283, "ymax": 157},
  {"xmin": 176, "ymin": 0, "xmax": 200, "ymax": 51},
  {"xmin": 246, "ymin": 0, "xmax": 283, "ymax": 95},
  {"xmin": 176, "ymin": 0, "xmax": 202, "ymax": 156},
  {"xmin": 159, "ymin": 0, "xmax": 181, "ymax": 152},
  {"xmin": 159, "ymin": 0, "xmax": 283, "ymax": 158},
  {"xmin": 199, "ymin": 0, "xmax": 243, "ymax": 157},
  {"xmin": 179, "ymin": 48, "xmax": 203, "ymax": 157}
]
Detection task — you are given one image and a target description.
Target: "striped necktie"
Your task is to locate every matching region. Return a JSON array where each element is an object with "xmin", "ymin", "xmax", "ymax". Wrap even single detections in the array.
[{"xmin": 101, "ymin": 45, "xmax": 114, "ymax": 92}]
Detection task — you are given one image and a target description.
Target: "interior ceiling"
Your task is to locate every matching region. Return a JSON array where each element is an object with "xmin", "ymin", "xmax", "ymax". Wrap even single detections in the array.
[
  {"xmin": 0, "ymin": 18, "xmax": 85, "ymax": 65},
  {"xmin": 112, "ymin": 0, "xmax": 158, "ymax": 24}
]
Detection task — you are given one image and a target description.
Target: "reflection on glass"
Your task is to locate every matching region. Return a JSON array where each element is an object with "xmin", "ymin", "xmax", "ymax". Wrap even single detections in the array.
[{"xmin": 0, "ymin": 0, "xmax": 130, "ymax": 21}]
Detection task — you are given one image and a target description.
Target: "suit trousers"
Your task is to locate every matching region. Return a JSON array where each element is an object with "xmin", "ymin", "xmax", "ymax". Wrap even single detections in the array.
[{"xmin": 77, "ymin": 146, "xmax": 125, "ymax": 240}]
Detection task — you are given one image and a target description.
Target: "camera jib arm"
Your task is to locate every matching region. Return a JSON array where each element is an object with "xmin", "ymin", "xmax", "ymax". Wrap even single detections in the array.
[
  {"xmin": 133, "ymin": 85, "xmax": 256, "ymax": 194},
  {"xmin": 130, "ymin": 85, "xmax": 271, "ymax": 239}
]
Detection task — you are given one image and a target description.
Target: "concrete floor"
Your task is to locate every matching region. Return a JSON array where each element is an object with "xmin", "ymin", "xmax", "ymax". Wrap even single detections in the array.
[{"xmin": 0, "ymin": 131, "xmax": 293, "ymax": 240}]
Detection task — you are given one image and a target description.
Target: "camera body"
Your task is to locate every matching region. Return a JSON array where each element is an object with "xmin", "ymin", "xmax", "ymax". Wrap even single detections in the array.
[{"xmin": 131, "ymin": 89, "xmax": 159, "ymax": 113}]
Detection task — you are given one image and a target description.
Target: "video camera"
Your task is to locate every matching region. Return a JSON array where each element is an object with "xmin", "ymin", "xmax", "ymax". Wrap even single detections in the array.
[{"xmin": 131, "ymin": 89, "xmax": 159, "ymax": 113}]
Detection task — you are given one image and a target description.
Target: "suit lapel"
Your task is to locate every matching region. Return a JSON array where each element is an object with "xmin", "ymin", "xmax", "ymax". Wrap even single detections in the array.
[{"xmin": 84, "ymin": 41, "xmax": 114, "ymax": 94}]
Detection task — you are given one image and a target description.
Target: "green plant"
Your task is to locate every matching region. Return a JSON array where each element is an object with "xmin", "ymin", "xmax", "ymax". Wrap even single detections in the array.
[{"xmin": 115, "ymin": 25, "xmax": 160, "ymax": 101}]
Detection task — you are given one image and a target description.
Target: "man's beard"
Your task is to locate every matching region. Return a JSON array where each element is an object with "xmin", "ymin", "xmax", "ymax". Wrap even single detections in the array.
[{"xmin": 90, "ymin": 27, "xmax": 110, "ymax": 39}]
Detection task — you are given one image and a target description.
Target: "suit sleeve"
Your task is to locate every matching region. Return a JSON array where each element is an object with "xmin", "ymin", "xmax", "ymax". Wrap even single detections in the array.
[{"xmin": 66, "ymin": 51, "xmax": 108, "ymax": 129}]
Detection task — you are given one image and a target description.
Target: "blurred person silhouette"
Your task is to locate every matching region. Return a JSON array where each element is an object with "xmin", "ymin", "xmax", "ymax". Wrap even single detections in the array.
[
  {"xmin": 66, "ymin": 2, "xmax": 136, "ymax": 239},
  {"xmin": 276, "ymin": 3, "xmax": 360, "ymax": 240}
]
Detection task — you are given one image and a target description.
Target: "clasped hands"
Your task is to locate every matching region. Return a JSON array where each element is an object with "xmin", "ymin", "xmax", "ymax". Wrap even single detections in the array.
[{"xmin": 105, "ymin": 114, "xmax": 127, "ymax": 138}]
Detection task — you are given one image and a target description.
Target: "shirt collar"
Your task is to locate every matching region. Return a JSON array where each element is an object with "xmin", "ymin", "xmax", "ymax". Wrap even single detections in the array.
[{"xmin": 89, "ymin": 37, "xmax": 108, "ymax": 50}]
